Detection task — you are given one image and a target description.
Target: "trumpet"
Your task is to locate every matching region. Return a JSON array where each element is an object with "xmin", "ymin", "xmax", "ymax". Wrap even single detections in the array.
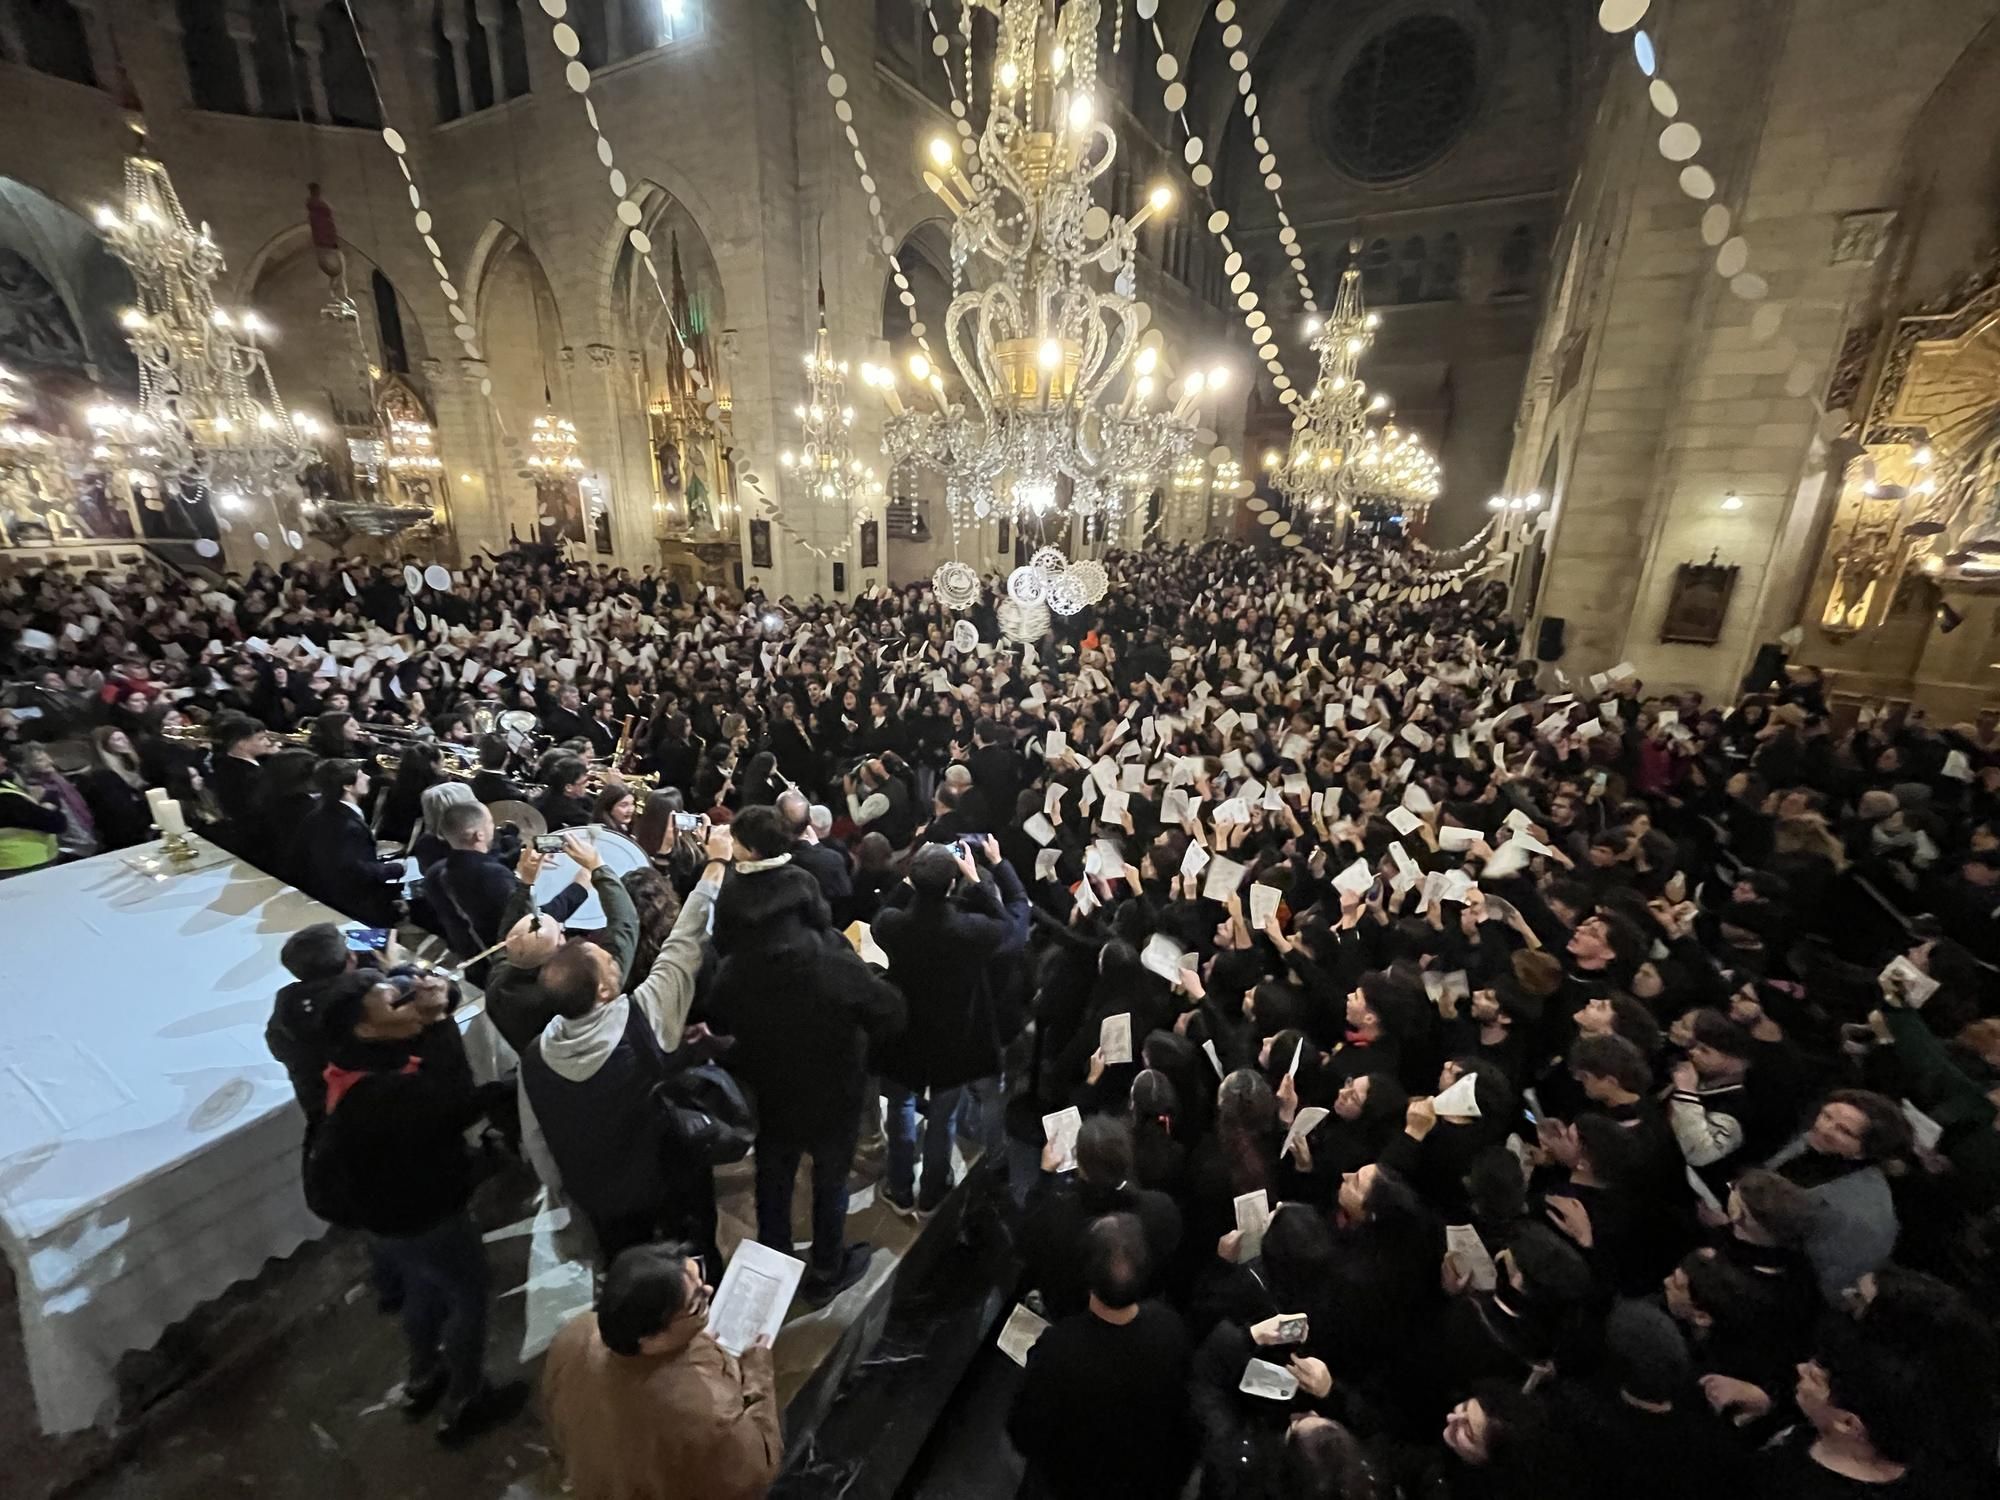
[{"xmin": 160, "ymin": 722, "xmax": 313, "ymax": 747}]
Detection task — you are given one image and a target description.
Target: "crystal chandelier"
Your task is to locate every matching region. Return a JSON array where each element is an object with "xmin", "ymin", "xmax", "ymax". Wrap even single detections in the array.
[
  {"xmin": 95, "ymin": 118, "xmax": 311, "ymax": 534},
  {"xmin": 1348, "ymin": 423, "xmax": 1442, "ymax": 514},
  {"xmin": 865, "ymin": 0, "xmax": 1216, "ymax": 555},
  {"xmin": 385, "ymin": 414, "xmax": 444, "ymax": 476},
  {"xmin": 1277, "ymin": 245, "xmax": 1387, "ymax": 518},
  {"xmin": 529, "ymin": 410, "xmax": 584, "ymax": 475},
  {"xmin": 779, "ymin": 291, "xmax": 877, "ymax": 515}
]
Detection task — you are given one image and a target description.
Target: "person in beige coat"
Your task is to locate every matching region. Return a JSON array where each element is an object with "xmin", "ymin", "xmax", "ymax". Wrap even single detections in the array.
[{"xmin": 542, "ymin": 1243, "xmax": 782, "ymax": 1500}]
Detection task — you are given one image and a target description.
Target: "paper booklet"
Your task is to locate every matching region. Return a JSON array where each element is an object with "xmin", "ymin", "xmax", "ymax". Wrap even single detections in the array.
[
  {"xmin": 1042, "ymin": 1107, "xmax": 1084, "ymax": 1172},
  {"xmin": 997, "ymin": 1303, "xmax": 1051, "ymax": 1368},
  {"xmin": 1234, "ymin": 1189, "xmax": 1273, "ymax": 1259},
  {"xmin": 1445, "ymin": 1224, "xmax": 1499, "ymax": 1291},
  {"xmin": 1141, "ymin": 933, "xmax": 1191, "ymax": 983},
  {"xmin": 1099, "ymin": 1012, "xmax": 1135, "ymax": 1066},
  {"xmin": 1432, "ymin": 1072, "xmax": 1483, "ymax": 1118},
  {"xmin": 1024, "ymin": 813, "xmax": 1057, "ymax": 847},
  {"xmin": 1879, "ymin": 954, "xmax": 1939, "ymax": 1007},
  {"xmin": 842, "ymin": 921, "xmax": 889, "ymax": 969},
  {"xmin": 708, "ymin": 1239, "xmax": 806, "ymax": 1355},
  {"xmin": 1249, "ymin": 883, "xmax": 1283, "ymax": 930},
  {"xmin": 1282, "ymin": 1106, "xmax": 1330, "ymax": 1163},
  {"xmin": 1202, "ymin": 855, "xmax": 1249, "ymax": 903},
  {"xmin": 1239, "ymin": 1358, "xmax": 1299, "ymax": 1402}
]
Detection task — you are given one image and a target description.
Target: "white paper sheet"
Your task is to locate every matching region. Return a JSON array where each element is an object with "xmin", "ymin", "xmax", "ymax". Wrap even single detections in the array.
[
  {"xmin": 1249, "ymin": 883, "xmax": 1283, "ymax": 929},
  {"xmin": 1041, "ymin": 1107, "xmax": 1083, "ymax": 1172},
  {"xmin": 1239, "ymin": 1358, "xmax": 1299, "ymax": 1401},
  {"xmin": 1234, "ymin": 1189, "xmax": 1273, "ymax": 1259},
  {"xmin": 708, "ymin": 1239, "xmax": 807, "ymax": 1356},
  {"xmin": 1445, "ymin": 1224, "xmax": 1499, "ymax": 1290},
  {"xmin": 997, "ymin": 1303, "xmax": 1051, "ymax": 1367},
  {"xmin": 1202, "ymin": 855, "xmax": 1249, "ymax": 902},
  {"xmin": 1099, "ymin": 1012, "xmax": 1134, "ymax": 1065},
  {"xmin": 1282, "ymin": 1105, "xmax": 1330, "ymax": 1162}
]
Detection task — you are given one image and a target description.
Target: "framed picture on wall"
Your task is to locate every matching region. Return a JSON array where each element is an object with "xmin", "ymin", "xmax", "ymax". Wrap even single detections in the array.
[
  {"xmin": 997, "ymin": 517, "xmax": 1011, "ymax": 555},
  {"xmin": 860, "ymin": 519, "xmax": 879, "ymax": 569},
  {"xmin": 749, "ymin": 518, "xmax": 773, "ymax": 570},
  {"xmin": 1659, "ymin": 552, "xmax": 1739, "ymax": 645},
  {"xmin": 833, "ymin": 561, "xmax": 847, "ymax": 594}
]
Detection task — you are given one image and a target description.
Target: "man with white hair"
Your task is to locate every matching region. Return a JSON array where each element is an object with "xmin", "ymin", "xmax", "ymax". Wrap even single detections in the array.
[{"xmin": 778, "ymin": 788, "xmax": 851, "ymax": 909}]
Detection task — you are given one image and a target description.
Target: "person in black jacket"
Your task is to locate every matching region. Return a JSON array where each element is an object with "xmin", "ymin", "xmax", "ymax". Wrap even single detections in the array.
[
  {"xmin": 777, "ymin": 790, "xmax": 852, "ymax": 909},
  {"xmin": 1020, "ymin": 1116, "xmax": 1183, "ymax": 1318},
  {"xmin": 315, "ymin": 973, "xmax": 525, "ymax": 1445},
  {"xmin": 266, "ymin": 921, "xmax": 375, "ymax": 1121},
  {"xmin": 291, "ymin": 758, "xmax": 405, "ymax": 927},
  {"xmin": 703, "ymin": 806, "xmax": 906, "ymax": 1304},
  {"xmin": 469, "ymin": 735, "xmax": 528, "ymax": 805},
  {"xmin": 1008, "ymin": 1212, "xmax": 1195, "ymax": 1500},
  {"xmin": 207, "ymin": 713, "xmax": 273, "ymax": 857},
  {"xmin": 873, "ymin": 837, "xmax": 1029, "ymax": 1212},
  {"xmin": 423, "ymin": 800, "xmax": 587, "ymax": 963}
]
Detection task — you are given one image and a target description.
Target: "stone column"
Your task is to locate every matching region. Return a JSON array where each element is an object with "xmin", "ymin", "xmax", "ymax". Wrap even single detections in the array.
[
  {"xmin": 439, "ymin": 0, "xmax": 473, "ymax": 118},
  {"xmin": 471, "ymin": 0, "xmax": 507, "ymax": 107},
  {"xmin": 287, "ymin": 0, "xmax": 332, "ymax": 121},
  {"xmin": 65, "ymin": 0, "xmax": 120, "ymax": 92},
  {"xmin": 223, "ymin": 0, "xmax": 264, "ymax": 114}
]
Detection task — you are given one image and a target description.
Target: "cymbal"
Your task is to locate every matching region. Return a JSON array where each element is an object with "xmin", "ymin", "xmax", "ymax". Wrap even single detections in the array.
[{"xmin": 487, "ymin": 799, "xmax": 547, "ymax": 839}]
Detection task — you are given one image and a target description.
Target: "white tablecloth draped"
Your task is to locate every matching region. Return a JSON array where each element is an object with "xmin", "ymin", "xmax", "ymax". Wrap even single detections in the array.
[{"xmin": 0, "ymin": 838, "xmax": 501, "ymax": 1433}]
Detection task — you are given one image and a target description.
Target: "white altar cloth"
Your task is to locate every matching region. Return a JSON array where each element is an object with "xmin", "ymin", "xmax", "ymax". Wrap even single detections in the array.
[{"xmin": 0, "ymin": 838, "xmax": 497, "ymax": 1433}]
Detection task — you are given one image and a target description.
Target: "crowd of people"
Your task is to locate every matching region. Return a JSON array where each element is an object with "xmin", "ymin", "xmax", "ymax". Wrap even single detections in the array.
[{"xmin": 4, "ymin": 533, "xmax": 1999, "ymax": 1498}]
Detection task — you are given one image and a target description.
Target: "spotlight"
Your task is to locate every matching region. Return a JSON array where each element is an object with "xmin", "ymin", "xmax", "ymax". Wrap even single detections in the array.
[{"xmin": 1938, "ymin": 602, "xmax": 1966, "ymax": 635}]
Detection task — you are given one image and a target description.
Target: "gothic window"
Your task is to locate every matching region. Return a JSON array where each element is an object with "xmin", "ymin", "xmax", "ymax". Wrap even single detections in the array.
[
  {"xmin": 1319, "ymin": 15, "xmax": 1479, "ymax": 185},
  {"xmin": 1358, "ymin": 237, "xmax": 1394, "ymax": 305},
  {"xmin": 1397, "ymin": 235, "xmax": 1427, "ymax": 304},
  {"xmin": 433, "ymin": 0, "xmax": 529, "ymax": 121},
  {"xmin": 372, "ymin": 270, "xmax": 409, "ymax": 375},
  {"xmin": 8, "ymin": 0, "xmax": 96, "ymax": 87},
  {"xmin": 1495, "ymin": 223, "xmax": 1536, "ymax": 298},
  {"xmin": 1428, "ymin": 232, "xmax": 1464, "ymax": 301}
]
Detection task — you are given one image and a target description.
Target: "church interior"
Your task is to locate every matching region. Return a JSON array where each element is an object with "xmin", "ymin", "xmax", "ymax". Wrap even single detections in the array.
[{"xmin": 8, "ymin": 0, "xmax": 2000, "ymax": 1495}]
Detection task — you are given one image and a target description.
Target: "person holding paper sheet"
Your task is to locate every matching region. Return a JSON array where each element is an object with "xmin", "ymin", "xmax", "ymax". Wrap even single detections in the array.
[
  {"xmin": 1020, "ymin": 1116, "xmax": 1182, "ymax": 1320},
  {"xmin": 1007, "ymin": 1214, "xmax": 1195, "ymax": 1500},
  {"xmin": 872, "ymin": 839, "xmax": 1027, "ymax": 1215},
  {"xmin": 542, "ymin": 1242, "xmax": 781, "ymax": 1500},
  {"xmin": 705, "ymin": 807, "xmax": 907, "ymax": 1305}
]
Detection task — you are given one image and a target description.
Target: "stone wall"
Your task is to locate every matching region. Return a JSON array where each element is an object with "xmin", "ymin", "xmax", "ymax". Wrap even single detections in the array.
[
  {"xmin": 1513, "ymin": 0, "xmax": 2000, "ymax": 703},
  {"xmin": 0, "ymin": 0, "xmax": 1242, "ymax": 594}
]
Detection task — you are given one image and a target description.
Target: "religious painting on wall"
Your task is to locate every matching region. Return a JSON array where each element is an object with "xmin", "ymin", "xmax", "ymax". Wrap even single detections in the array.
[
  {"xmin": 536, "ymin": 479, "xmax": 588, "ymax": 545},
  {"xmin": 997, "ymin": 517, "xmax": 1011, "ymax": 555},
  {"xmin": 592, "ymin": 505, "xmax": 613, "ymax": 555},
  {"xmin": 860, "ymin": 519, "xmax": 879, "ymax": 569},
  {"xmin": 749, "ymin": 518, "xmax": 772, "ymax": 569},
  {"xmin": 833, "ymin": 561, "xmax": 847, "ymax": 594},
  {"xmin": 1659, "ymin": 552, "xmax": 1740, "ymax": 645}
]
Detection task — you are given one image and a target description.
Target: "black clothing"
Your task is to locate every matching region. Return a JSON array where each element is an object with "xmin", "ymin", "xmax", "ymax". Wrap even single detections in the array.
[
  {"xmin": 291, "ymin": 799, "xmax": 404, "ymax": 928},
  {"xmin": 1007, "ymin": 1303, "xmax": 1196, "ymax": 1500},
  {"xmin": 470, "ymin": 768, "xmax": 527, "ymax": 805},
  {"xmin": 874, "ymin": 862, "xmax": 1026, "ymax": 1091},
  {"xmin": 1019, "ymin": 1174, "xmax": 1184, "ymax": 1319}
]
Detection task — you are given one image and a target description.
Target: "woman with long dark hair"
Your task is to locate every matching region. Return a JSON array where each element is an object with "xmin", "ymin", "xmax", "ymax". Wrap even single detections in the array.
[
  {"xmin": 374, "ymin": 742, "xmax": 442, "ymax": 846},
  {"xmin": 82, "ymin": 725, "xmax": 155, "ymax": 850}
]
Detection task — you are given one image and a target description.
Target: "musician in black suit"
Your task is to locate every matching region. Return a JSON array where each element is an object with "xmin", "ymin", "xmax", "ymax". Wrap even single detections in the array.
[
  {"xmin": 470, "ymin": 735, "xmax": 529, "ymax": 805},
  {"xmin": 539, "ymin": 683, "xmax": 594, "ymax": 747},
  {"xmin": 291, "ymin": 758, "xmax": 405, "ymax": 928}
]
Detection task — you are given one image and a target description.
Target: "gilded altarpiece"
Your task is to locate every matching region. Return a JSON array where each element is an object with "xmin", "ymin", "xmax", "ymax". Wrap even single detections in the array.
[{"xmin": 1800, "ymin": 257, "xmax": 2000, "ymax": 717}]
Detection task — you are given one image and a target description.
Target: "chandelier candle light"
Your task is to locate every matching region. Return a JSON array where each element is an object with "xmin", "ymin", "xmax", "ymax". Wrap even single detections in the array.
[
  {"xmin": 95, "ymin": 117, "xmax": 312, "ymax": 548},
  {"xmin": 867, "ymin": 0, "xmax": 1217, "ymax": 552},
  {"xmin": 780, "ymin": 289, "xmax": 881, "ymax": 520}
]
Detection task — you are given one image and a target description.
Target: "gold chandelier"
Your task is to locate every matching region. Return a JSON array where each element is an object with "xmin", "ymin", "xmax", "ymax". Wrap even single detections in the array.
[
  {"xmin": 867, "ymin": 0, "xmax": 1219, "ymax": 568},
  {"xmin": 529, "ymin": 409, "xmax": 584, "ymax": 476}
]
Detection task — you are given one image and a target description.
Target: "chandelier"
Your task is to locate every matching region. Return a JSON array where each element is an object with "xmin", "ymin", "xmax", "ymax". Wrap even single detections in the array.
[
  {"xmin": 385, "ymin": 414, "xmax": 444, "ymax": 475},
  {"xmin": 529, "ymin": 410, "xmax": 584, "ymax": 476},
  {"xmin": 95, "ymin": 118, "xmax": 311, "ymax": 534},
  {"xmin": 1348, "ymin": 423, "xmax": 1442, "ymax": 514},
  {"xmin": 865, "ymin": 0, "xmax": 1214, "ymax": 552},
  {"xmin": 1277, "ymin": 245, "xmax": 1388, "ymax": 517},
  {"xmin": 779, "ymin": 292, "xmax": 877, "ymax": 514}
]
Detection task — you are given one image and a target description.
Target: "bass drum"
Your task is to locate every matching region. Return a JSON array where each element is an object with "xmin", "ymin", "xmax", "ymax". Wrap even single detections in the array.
[{"xmin": 529, "ymin": 824, "xmax": 651, "ymax": 930}]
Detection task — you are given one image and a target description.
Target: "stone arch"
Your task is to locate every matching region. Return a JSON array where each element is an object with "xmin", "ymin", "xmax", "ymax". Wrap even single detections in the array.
[
  {"xmin": 464, "ymin": 223, "xmax": 565, "ymax": 523},
  {"xmin": 882, "ymin": 219, "xmax": 954, "ymax": 368},
  {"xmin": 0, "ymin": 175, "xmax": 134, "ymax": 385},
  {"xmin": 241, "ymin": 224, "xmax": 433, "ymax": 430}
]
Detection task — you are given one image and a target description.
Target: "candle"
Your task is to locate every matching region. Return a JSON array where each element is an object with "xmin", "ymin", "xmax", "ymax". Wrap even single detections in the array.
[{"xmin": 149, "ymin": 788, "xmax": 188, "ymax": 838}]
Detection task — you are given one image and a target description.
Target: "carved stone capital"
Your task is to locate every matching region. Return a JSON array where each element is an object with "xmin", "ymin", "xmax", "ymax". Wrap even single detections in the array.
[
  {"xmin": 585, "ymin": 342, "xmax": 615, "ymax": 369},
  {"xmin": 457, "ymin": 357, "xmax": 490, "ymax": 382},
  {"xmin": 558, "ymin": 345, "xmax": 577, "ymax": 368}
]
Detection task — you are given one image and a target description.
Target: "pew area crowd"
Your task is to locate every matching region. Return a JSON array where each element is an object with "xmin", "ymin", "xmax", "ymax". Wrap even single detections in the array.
[{"xmin": 3, "ymin": 534, "xmax": 1999, "ymax": 1500}]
